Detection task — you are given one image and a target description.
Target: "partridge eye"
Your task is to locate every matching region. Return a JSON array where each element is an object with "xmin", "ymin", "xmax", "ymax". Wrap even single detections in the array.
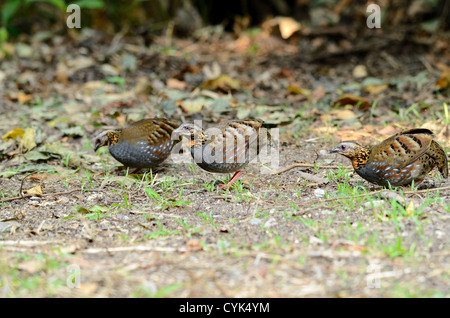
[{"xmin": 341, "ymin": 145, "xmax": 347, "ymax": 150}]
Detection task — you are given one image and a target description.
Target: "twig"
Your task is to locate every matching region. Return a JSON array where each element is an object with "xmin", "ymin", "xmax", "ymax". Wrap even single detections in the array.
[
  {"xmin": 273, "ymin": 163, "xmax": 349, "ymax": 175},
  {"xmin": 405, "ymin": 185, "xmax": 450, "ymax": 194},
  {"xmin": 0, "ymin": 240, "xmax": 63, "ymax": 246},
  {"xmin": 0, "ymin": 189, "xmax": 101, "ymax": 203},
  {"xmin": 19, "ymin": 174, "xmax": 31, "ymax": 198},
  {"xmin": 83, "ymin": 245, "xmax": 180, "ymax": 254},
  {"xmin": 271, "ymin": 185, "xmax": 450, "ymax": 211},
  {"xmin": 296, "ymin": 171, "xmax": 329, "ymax": 184}
]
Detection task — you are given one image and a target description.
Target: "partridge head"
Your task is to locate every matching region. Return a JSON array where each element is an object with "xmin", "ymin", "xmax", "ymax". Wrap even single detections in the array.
[
  {"xmin": 173, "ymin": 119, "xmax": 265, "ymax": 188},
  {"xmin": 330, "ymin": 128, "xmax": 448, "ymax": 187},
  {"xmin": 94, "ymin": 118, "xmax": 179, "ymax": 170}
]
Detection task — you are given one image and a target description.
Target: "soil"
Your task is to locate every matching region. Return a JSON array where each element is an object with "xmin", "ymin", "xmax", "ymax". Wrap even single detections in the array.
[{"xmin": 0, "ymin": 25, "xmax": 449, "ymax": 298}]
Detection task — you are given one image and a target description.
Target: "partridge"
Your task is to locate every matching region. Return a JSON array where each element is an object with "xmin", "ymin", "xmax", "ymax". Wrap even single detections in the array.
[
  {"xmin": 94, "ymin": 118, "xmax": 179, "ymax": 171},
  {"xmin": 173, "ymin": 119, "xmax": 265, "ymax": 188},
  {"xmin": 330, "ymin": 128, "xmax": 448, "ymax": 187}
]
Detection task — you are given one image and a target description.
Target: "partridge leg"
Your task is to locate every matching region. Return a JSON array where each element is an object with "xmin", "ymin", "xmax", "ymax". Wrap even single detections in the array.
[
  {"xmin": 219, "ymin": 171, "xmax": 243, "ymax": 189},
  {"xmin": 130, "ymin": 168, "xmax": 141, "ymax": 174}
]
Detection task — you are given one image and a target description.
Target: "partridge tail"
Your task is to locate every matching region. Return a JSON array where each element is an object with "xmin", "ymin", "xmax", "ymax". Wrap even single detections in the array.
[{"xmin": 429, "ymin": 141, "xmax": 448, "ymax": 178}]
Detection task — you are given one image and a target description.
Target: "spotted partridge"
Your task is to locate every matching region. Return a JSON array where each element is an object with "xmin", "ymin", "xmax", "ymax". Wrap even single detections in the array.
[
  {"xmin": 330, "ymin": 128, "xmax": 448, "ymax": 187},
  {"xmin": 173, "ymin": 119, "xmax": 266, "ymax": 188},
  {"xmin": 94, "ymin": 118, "xmax": 179, "ymax": 171}
]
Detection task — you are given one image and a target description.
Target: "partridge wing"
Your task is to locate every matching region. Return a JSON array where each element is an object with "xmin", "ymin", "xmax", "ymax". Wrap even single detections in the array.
[
  {"xmin": 206, "ymin": 120, "xmax": 262, "ymax": 165},
  {"xmin": 369, "ymin": 128, "xmax": 433, "ymax": 169},
  {"xmin": 121, "ymin": 118, "xmax": 179, "ymax": 157}
]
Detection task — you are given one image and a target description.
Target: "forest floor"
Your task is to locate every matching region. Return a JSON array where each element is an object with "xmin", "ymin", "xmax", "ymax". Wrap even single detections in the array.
[{"xmin": 0, "ymin": 24, "xmax": 449, "ymax": 297}]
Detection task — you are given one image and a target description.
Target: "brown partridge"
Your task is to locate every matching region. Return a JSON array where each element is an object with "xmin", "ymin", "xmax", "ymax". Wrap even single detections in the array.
[
  {"xmin": 330, "ymin": 128, "xmax": 448, "ymax": 187},
  {"xmin": 94, "ymin": 118, "xmax": 179, "ymax": 171},
  {"xmin": 172, "ymin": 119, "xmax": 265, "ymax": 188}
]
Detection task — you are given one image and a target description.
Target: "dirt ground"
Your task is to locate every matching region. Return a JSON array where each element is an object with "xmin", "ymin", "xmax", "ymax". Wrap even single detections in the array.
[{"xmin": 0, "ymin": 24, "xmax": 449, "ymax": 298}]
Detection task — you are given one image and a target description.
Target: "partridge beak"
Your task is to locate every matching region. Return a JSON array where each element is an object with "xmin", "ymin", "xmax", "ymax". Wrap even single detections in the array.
[
  {"xmin": 94, "ymin": 144, "xmax": 101, "ymax": 152},
  {"xmin": 172, "ymin": 127, "xmax": 189, "ymax": 140},
  {"xmin": 329, "ymin": 146, "xmax": 339, "ymax": 154}
]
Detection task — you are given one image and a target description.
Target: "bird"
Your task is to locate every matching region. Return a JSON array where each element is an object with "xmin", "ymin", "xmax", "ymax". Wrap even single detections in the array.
[
  {"xmin": 172, "ymin": 119, "xmax": 266, "ymax": 189},
  {"xmin": 330, "ymin": 128, "xmax": 448, "ymax": 187},
  {"xmin": 93, "ymin": 118, "xmax": 179, "ymax": 172}
]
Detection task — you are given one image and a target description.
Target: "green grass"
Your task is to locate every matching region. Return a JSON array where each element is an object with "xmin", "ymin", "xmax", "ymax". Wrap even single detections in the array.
[
  {"xmin": 144, "ymin": 220, "xmax": 180, "ymax": 239},
  {"xmin": 131, "ymin": 282, "xmax": 183, "ymax": 298},
  {"xmin": 144, "ymin": 187, "xmax": 193, "ymax": 211}
]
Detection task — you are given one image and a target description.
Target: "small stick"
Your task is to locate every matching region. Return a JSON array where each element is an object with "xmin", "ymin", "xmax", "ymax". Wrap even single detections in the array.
[
  {"xmin": 273, "ymin": 163, "xmax": 349, "ymax": 175},
  {"xmin": 0, "ymin": 189, "xmax": 101, "ymax": 203},
  {"xmin": 272, "ymin": 185, "xmax": 450, "ymax": 210}
]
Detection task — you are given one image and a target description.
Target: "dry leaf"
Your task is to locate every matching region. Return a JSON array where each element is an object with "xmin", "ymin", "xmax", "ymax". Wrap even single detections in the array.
[
  {"xmin": 79, "ymin": 283, "xmax": 99, "ymax": 295},
  {"xmin": 333, "ymin": 94, "xmax": 371, "ymax": 111},
  {"xmin": 353, "ymin": 65, "xmax": 368, "ymax": 78},
  {"xmin": 405, "ymin": 200, "xmax": 415, "ymax": 216},
  {"xmin": 20, "ymin": 127, "xmax": 37, "ymax": 151},
  {"xmin": 288, "ymin": 84, "xmax": 311, "ymax": 96},
  {"xmin": 55, "ymin": 63, "xmax": 68, "ymax": 85},
  {"xmin": 377, "ymin": 126, "xmax": 396, "ymax": 136},
  {"xmin": 2, "ymin": 128, "xmax": 25, "ymax": 141},
  {"xmin": 277, "ymin": 16, "xmax": 301, "ymax": 39},
  {"xmin": 134, "ymin": 76, "xmax": 153, "ymax": 96},
  {"xmin": 167, "ymin": 78, "xmax": 187, "ymax": 90},
  {"xmin": 312, "ymin": 85, "xmax": 325, "ymax": 102},
  {"xmin": 365, "ymin": 84, "xmax": 388, "ymax": 95},
  {"xmin": 24, "ymin": 185, "xmax": 43, "ymax": 196},
  {"xmin": 203, "ymin": 74, "xmax": 240, "ymax": 92},
  {"xmin": 18, "ymin": 260, "xmax": 42, "ymax": 273},
  {"xmin": 17, "ymin": 92, "xmax": 33, "ymax": 104},
  {"xmin": 187, "ymin": 240, "xmax": 203, "ymax": 252},
  {"xmin": 435, "ymin": 70, "xmax": 450, "ymax": 90},
  {"xmin": 321, "ymin": 109, "xmax": 356, "ymax": 122}
]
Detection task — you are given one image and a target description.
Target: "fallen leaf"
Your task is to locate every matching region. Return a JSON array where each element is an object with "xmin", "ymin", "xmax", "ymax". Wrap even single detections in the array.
[
  {"xmin": 405, "ymin": 200, "xmax": 415, "ymax": 216},
  {"xmin": 288, "ymin": 84, "xmax": 311, "ymax": 96},
  {"xmin": 435, "ymin": 70, "xmax": 450, "ymax": 90},
  {"xmin": 167, "ymin": 78, "xmax": 187, "ymax": 90},
  {"xmin": 187, "ymin": 240, "xmax": 204, "ymax": 252},
  {"xmin": 24, "ymin": 185, "xmax": 43, "ymax": 196},
  {"xmin": 277, "ymin": 16, "xmax": 301, "ymax": 39},
  {"xmin": 333, "ymin": 94, "xmax": 371, "ymax": 111},
  {"xmin": 24, "ymin": 150, "xmax": 55, "ymax": 161},
  {"xmin": 177, "ymin": 97, "xmax": 208, "ymax": 114},
  {"xmin": 353, "ymin": 65, "xmax": 368, "ymax": 78},
  {"xmin": 55, "ymin": 63, "xmax": 68, "ymax": 85},
  {"xmin": 203, "ymin": 74, "xmax": 240, "ymax": 92},
  {"xmin": 321, "ymin": 109, "xmax": 357, "ymax": 123},
  {"xmin": 17, "ymin": 92, "xmax": 33, "ymax": 104},
  {"xmin": 134, "ymin": 76, "xmax": 153, "ymax": 96},
  {"xmin": 160, "ymin": 100, "xmax": 178, "ymax": 116},
  {"xmin": 365, "ymin": 84, "xmax": 388, "ymax": 95},
  {"xmin": 79, "ymin": 283, "xmax": 99, "ymax": 295},
  {"xmin": 61, "ymin": 126, "xmax": 85, "ymax": 137},
  {"xmin": 312, "ymin": 85, "xmax": 325, "ymax": 102},
  {"xmin": 72, "ymin": 204, "xmax": 108, "ymax": 214},
  {"xmin": 18, "ymin": 260, "xmax": 42, "ymax": 273},
  {"xmin": 377, "ymin": 126, "xmax": 396, "ymax": 136},
  {"xmin": 2, "ymin": 128, "xmax": 25, "ymax": 141},
  {"xmin": 20, "ymin": 127, "xmax": 37, "ymax": 151}
]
